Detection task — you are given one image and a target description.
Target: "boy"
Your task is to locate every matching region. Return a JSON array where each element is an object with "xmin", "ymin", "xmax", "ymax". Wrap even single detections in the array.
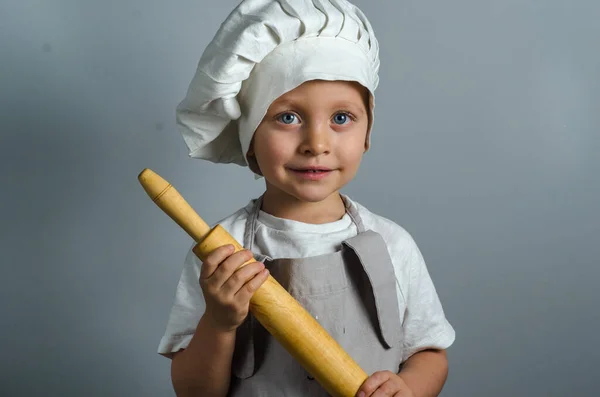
[{"xmin": 158, "ymin": 1, "xmax": 455, "ymax": 396}]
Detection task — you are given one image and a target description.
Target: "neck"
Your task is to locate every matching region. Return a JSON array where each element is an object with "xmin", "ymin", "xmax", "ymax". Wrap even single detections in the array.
[{"xmin": 260, "ymin": 188, "xmax": 346, "ymax": 224}]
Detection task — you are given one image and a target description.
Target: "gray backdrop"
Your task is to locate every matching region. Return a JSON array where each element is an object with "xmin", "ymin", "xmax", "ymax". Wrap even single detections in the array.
[{"xmin": 1, "ymin": 0, "xmax": 598, "ymax": 396}]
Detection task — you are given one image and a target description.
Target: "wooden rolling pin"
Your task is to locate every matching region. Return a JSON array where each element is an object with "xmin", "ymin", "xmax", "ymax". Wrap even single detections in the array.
[{"xmin": 138, "ymin": 168, "xmax": 368, "ymax": 397}]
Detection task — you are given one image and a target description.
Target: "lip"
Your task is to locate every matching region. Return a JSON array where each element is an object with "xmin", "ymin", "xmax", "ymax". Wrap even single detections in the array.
[
  {"xmin": 290, "ymin": 166, "xmax": 333, "ymax": 172},
  {"xmin": 289, "ymin": 167, "xmax": 333, "ymax": 181}
]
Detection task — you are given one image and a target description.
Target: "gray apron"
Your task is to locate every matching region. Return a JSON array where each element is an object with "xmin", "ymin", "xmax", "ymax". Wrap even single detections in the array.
[{"xmin": 228, "ymin": 195, "xmax": 404, "ymax": 396}]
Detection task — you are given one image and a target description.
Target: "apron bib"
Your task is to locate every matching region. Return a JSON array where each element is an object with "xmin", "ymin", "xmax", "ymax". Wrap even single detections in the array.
[{"xmin": 229, "ymin": 195, "xmax": 405, "ymax": 396}]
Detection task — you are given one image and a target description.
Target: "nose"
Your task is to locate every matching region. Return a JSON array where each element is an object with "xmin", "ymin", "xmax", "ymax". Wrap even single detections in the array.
[{"xmin": 299, "ymin": 122, "xmax": 330, "ymax": 156}]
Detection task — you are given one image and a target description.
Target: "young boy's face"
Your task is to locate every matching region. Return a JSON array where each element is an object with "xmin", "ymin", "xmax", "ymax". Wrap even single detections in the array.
[{"xmin": 248, "ymin": 80, "xmax": 370, "ymax": 204}]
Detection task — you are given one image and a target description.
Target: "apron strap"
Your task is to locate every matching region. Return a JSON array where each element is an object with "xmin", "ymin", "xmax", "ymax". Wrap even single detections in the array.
[
  {"xmin": 242, "ymin": 195, "xmax": 263, "ymax": 250},
  {"xmin": 235, "ymin": 195, "xmax": 266, "ymax": 379},
  {"xmin": 343, "ymin": 230, "xmax": 402, "ymax": 349},
  {"xmin": 341, "ymin": 193, "xmax": 366, "ymax": 233}
]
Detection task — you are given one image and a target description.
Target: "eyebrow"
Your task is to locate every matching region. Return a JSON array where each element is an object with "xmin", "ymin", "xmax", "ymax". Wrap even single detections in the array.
[{"xmin": 270, "ymin": 99, "xmax": 366, "ymax": 115}]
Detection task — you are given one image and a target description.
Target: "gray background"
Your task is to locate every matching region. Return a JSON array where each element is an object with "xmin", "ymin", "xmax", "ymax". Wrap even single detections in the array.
[{"xmin": 1, "ymin": 0, "xmax": 598, "ymax": 396}]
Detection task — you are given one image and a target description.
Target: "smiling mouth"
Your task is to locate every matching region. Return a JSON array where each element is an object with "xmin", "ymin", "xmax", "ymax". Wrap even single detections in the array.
[
  {"xmin": 288, "ymin": 168, "xmax": 334, "ymax": 180},
  {"xmin": 289, "ymin": 167, "xmax": 333, "ymax": 172}
]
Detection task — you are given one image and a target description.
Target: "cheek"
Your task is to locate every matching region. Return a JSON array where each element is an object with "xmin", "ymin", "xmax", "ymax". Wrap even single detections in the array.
[
  {"xmin": 338, "ymin": 136, "xmax": 367, "ymax": 166},
  {"xmin": 255, "ymin": 135, "xmax": 293, "ymax": 169},
  {"xmin": 343, "ymin": 150, "xmax": 365, "ymax": 171}
]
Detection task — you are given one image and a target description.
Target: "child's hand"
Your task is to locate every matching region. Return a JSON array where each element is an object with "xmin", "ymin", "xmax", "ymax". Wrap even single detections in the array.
[
  {"xmin": 194, "ymin": 244, "xmax": 269, "ymax": 332},
  {"xmin": 356, "ymin": 371, "xmax": 415, "ymax": 397}
]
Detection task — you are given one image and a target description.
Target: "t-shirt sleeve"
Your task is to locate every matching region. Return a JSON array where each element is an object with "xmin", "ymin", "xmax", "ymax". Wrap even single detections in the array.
[
  {"xmin": 157, "ymin": 245, "xmax": 206, "ymax": 358},
  {"xmin": 401, "ymin": 239, "xmax": 455, "ymax": 362}
]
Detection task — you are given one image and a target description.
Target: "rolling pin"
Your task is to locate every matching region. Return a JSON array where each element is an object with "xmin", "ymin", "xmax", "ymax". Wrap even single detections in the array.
[{"xmin": 138, "ymin": 168, "xmax": 368, "ymax": 397}]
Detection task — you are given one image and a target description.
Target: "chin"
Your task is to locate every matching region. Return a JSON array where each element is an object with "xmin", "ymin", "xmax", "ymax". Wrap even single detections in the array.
[
  {"xmin": 292, "ymin": 192, "xmax": 333, "ymax": 203},
  {"xmin": 284, "ymin": 184, "xmax": 343, "ymax": 203}
]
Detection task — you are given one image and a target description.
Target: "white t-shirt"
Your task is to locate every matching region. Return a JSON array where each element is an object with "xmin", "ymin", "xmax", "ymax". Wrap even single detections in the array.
[{"xmin": 158, "ymin": 196, "xmax": 455, "ymax": 362}]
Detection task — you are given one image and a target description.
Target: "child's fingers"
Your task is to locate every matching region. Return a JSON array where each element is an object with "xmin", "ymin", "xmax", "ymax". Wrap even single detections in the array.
[
  {"xmin": 373, "ymin": 379, "xmax": 402, "ymax": 396},
  {"xmin": 209, "ymin": 251, "xmax": 251, "ymax": 289},
  {"xmin": 210, "ymin": 249, "xmax": 254, "ymax": 287},
  {"xmin": 221, "ymin": 261, "xmax": 265, "ymax": 296},
  {"xmin": 196, "ymin": 244, "xmax": 234, "ymax": 280},
  {"xmin": 198, "ymin": 245, "xmax": 252, "ymax": 283},
  {"xmin": 235, "ymin": 267, "xmax": 270, "ymax": 303},
  {"xmin": 356, "ymin": 371, "xmax": 392, "ymax": 397}
]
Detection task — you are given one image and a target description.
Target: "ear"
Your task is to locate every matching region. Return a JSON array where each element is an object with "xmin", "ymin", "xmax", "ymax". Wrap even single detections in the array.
[
  {"xmin": 245, "ymin": 137, "xmax": 263, "ymax": 176},
  {"xmin": 363, "ymin": 93, "xmax": 374, "ymax": 153}
]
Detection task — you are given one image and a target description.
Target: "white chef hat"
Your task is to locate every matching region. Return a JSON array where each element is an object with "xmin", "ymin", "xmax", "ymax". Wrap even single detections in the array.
[{"xmin": 176, "ymin": 0, "xmax": 380, "ymax": 177}]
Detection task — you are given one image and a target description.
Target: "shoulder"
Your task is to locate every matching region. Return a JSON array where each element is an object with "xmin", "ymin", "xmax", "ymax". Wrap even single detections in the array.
[{"xmin": 345, "ymin": 196, "xmax": 419, "ymax": 257}]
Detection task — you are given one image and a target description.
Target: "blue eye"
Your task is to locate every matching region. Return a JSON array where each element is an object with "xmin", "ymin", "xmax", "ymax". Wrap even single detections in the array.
[
  {"xmin": 333, "ymin": 113, "xmax": 351, "ymax": 125},
  {"xmin": 278, "ymin": 113, "xmax": 299, "ymax": 124}
]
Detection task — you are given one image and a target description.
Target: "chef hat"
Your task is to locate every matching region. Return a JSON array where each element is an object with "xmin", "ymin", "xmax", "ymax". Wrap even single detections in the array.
[{"xmin": 176, "ymin": 0, "xmax": 380, "ymax": 177}]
